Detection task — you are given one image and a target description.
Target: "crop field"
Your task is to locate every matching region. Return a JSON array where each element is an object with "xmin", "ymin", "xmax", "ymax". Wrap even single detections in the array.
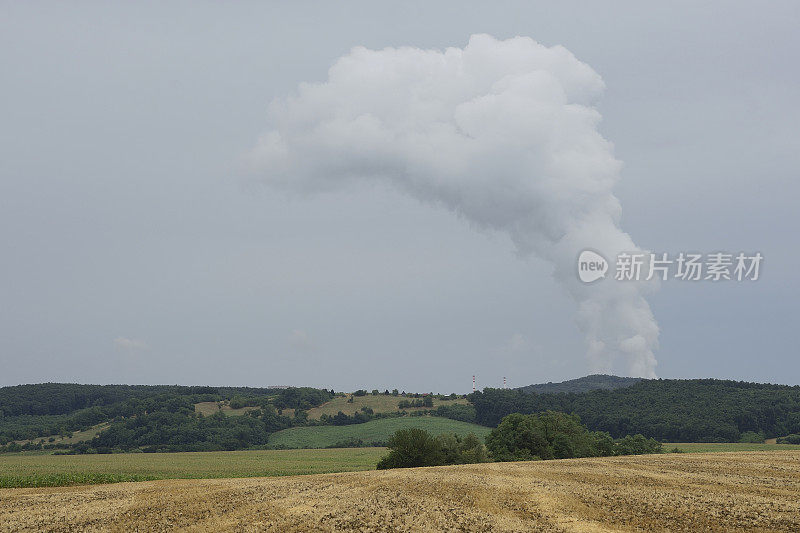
[
  {"xmin": 305, "ymin": 395, "xmax": 468, "ymax": 419},
  {"xmin": 666, "ymin": 442, "xmax": 800, "ymax": 453},
  {"xmin": 0, "ymin": 448, "xmax": 385, "ymax": 488},
  {"xmin": 267, "ymin": 416, "xmax": 490, "ymax": 448},
  {"xmin": 2, "ymin": 451, "xmax": 799, "ymax": 531}
]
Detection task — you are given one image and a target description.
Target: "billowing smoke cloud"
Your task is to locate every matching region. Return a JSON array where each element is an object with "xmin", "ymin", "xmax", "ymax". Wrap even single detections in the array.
[{"xmin": 248, "ymin": 34, "xmax": 659, "ymax": 377}]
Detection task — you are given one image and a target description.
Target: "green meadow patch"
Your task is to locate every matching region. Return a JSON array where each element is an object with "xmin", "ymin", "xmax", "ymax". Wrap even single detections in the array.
[
  {"xmin": 268, "ymin": 416, "xmax": 491, "ymax": 449},
  {"xmin": 0, "ymin": 448, "xmax": 385, "ymax": 488},
  {"xmin": 665, "ymin": 442, "xmax": 800, "ymax": 453}
]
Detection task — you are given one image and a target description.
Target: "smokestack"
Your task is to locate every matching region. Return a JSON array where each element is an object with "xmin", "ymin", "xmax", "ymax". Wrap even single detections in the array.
[
  {"xmin": 248, "ymin": 34, "xmax": 660, "ymax": 377},
  {"xmin": 503, "ymin": 376, "xmax": 507, "ymax": 389},
  {"xmin": 472, "ymin": 375, "xmax": 476, "ymax": 393}
]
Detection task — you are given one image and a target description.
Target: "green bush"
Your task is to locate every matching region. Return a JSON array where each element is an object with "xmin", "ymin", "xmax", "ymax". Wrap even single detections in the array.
[
  {"xmin": 738, "ymin": 431, "xmax": 765, "ymax": 443},
  {"xmin": 613, "ymin": 434, "xmax": 663, "ymax": 455},
  {"xmin": 376, "ymin": 429, "xmax": 488, "ymax": 469},
  {"xmin": 486, "ymin": 412, "xmax": 601, "ymax": 461},
  {"xmin": 434, "ymin": 404, "xmax": 477, "ymax": 423},
  {"xmin": 376, "ymin": 428, "xmax": 445, "ymax": 469}
]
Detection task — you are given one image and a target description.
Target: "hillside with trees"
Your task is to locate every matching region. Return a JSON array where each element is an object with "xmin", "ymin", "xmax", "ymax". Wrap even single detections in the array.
[
  {"xmin": 5, "ymin": 378, "xmax": 800, "ymax": 452},
  {"xmin": 0, "ymin": 384, "xmax": 329, "ymax": 449},
  {"xmin": 0, "ymin": 384, "xmax": 471, "ymax": 453},
  {"xmin": 517, "ymin": 374, "xmax": 642, "ymax": 395},
  {"xmin": 471, "ymin": 379, "xmax": 800, "ymax": 442}
]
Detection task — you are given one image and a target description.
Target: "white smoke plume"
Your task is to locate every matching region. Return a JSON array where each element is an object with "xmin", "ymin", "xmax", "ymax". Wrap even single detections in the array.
[{"xmin": 248, "ymin": 34, "xmax": 659, "ymax": 377}]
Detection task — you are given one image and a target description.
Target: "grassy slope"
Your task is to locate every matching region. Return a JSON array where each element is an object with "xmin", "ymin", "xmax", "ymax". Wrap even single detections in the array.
[
  {"xmin": 194, "ymin": 401, "xmax": 259, "ymax": 417},
  {"xmin": 306, "ymin": 395, "xmax": 467, "ymax": 419},
  {"xmin": 193, "ymin": 395, "xmax": 468, "ymax": 420},
  {"xmin": 0, "ymin": 448, "xmax": 385, "ymax": 488},
  {"xmin": 268, "ymin": 416, "xmax": 491, "ymax": 448},
  {"xmin": 13, "ymin": 423, "xmax": 109, "ymax": 446}
]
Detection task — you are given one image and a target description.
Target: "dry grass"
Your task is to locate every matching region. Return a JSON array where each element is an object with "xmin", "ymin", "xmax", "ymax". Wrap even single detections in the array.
[
  {"xmin": 306, "ymin": 395, "xmax": 467, "ymax": 419},
  {"xmin": 2, "ymin": 451, "xmax": 799, "ymax": 531},
  {"xmin": 194, "ymin": 395, "xmax": 465, "ymax": 420},
  {"xmin": 194, "ymin": 401, "xmax": 259, "ymax": 417},
  {"xmin": 13, "ymin": 423, "xmax": 109, "ymax": 447}
]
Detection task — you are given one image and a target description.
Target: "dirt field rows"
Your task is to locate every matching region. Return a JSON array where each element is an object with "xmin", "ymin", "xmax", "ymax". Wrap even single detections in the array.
[{"xmin": 2, "ymin": 451, "xmax": 799, "ymax": 532}]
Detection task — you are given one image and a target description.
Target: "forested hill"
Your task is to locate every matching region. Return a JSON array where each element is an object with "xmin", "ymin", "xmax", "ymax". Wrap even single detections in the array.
[
  {"xmin": 471, "ymin": 379, "xmax": 800, "ymax": 442},
  {"xmin": 517, "ymin": 375, "xmax": 642, "ymax": 395},
  {"xmin": 0, "ymin": 383, "xmax": 281, "ymax": 417},
  {"xmin": 0, "ymin": 383, "xmax": 334, "ymax": 448}
]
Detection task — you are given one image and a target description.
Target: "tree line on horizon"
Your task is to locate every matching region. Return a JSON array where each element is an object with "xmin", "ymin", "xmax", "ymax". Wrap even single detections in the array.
[
  {"xmin": 470, "ymin": 378, "xmax": 800, "ymax": 442},
  {"xmin": 4, "ymin": 378, "xmax": 800, "ymax": 452}
]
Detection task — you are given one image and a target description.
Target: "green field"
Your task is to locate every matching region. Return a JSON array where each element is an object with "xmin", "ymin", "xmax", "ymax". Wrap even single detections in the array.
[
  {"xmin": 665, "ymin": 442, "xmax": 800, "ymax": 453},
  {"xmin": 4, "ymin": 440, "xmax": 800, "ymax": 490},
  {"xmin": 0, "ymin": 448, "xmax": 385, "ymax": 488},
  {"xmin": 268, "ymin": 416, "xmax": 491, "ymax": 449}
]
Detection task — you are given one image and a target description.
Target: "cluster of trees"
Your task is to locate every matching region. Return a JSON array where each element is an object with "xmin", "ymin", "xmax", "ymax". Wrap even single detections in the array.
[
  {"xmin": 432, "ymin": 404, "xmax": 477, "ymax": 423},
  {"xmin": 738, "ymin": 431, "xmax": 766, "ymax": 443},
  {"xmin": 777, "ymin": 434, "xmax": 800, "ymax": 444},
  {"xmin": 486, "ymin": 412, "xmax": 661, "ymax": 461},
  {"xmin": 88, "ymin": 406, "xmax": 292, "ymax": 452},
  {"xmin": 398, "ymin": 396, "xmax": 433, "ymax": 409},
  {"xmin": 470, "ymin": 379, "xmax": 800, "ymax": 442},
  {"xmin": 316, "ymin": 407, "xmax": 460, "ymax": 428},
  {"xmin": 352, "ymin": 389, "xmax": 402, "ymax": 396},
  {"xmin": 376, "ymin": 412, "xmax": 661, "ymax": 470},
  {"xmin": 376, "ymin": 429, "xmax": 488, "ymax": 469},
  {"xmin": 318, "ymin": 408, "xmax": 387, "ymax": 426},
  {"xmin": 271, "ymin": 388, "xmax": 334, "ymax": 410}
]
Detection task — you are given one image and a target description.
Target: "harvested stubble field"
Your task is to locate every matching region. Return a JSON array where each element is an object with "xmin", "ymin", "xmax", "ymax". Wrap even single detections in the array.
[{"xmin": 2, "ymin": 451, "xmax": 799, "ymax": 532}]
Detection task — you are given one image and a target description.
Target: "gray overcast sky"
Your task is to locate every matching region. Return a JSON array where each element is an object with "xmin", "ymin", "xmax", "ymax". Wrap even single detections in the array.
[{"xmin": 1, "ymin": 1, "xmax": 798, "ymax": 392}]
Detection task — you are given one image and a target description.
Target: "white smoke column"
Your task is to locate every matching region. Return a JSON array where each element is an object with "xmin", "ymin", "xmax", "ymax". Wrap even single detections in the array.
[{"xmin": 248, "ymin": 34, "xmax": 659, "ymax": 377}]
